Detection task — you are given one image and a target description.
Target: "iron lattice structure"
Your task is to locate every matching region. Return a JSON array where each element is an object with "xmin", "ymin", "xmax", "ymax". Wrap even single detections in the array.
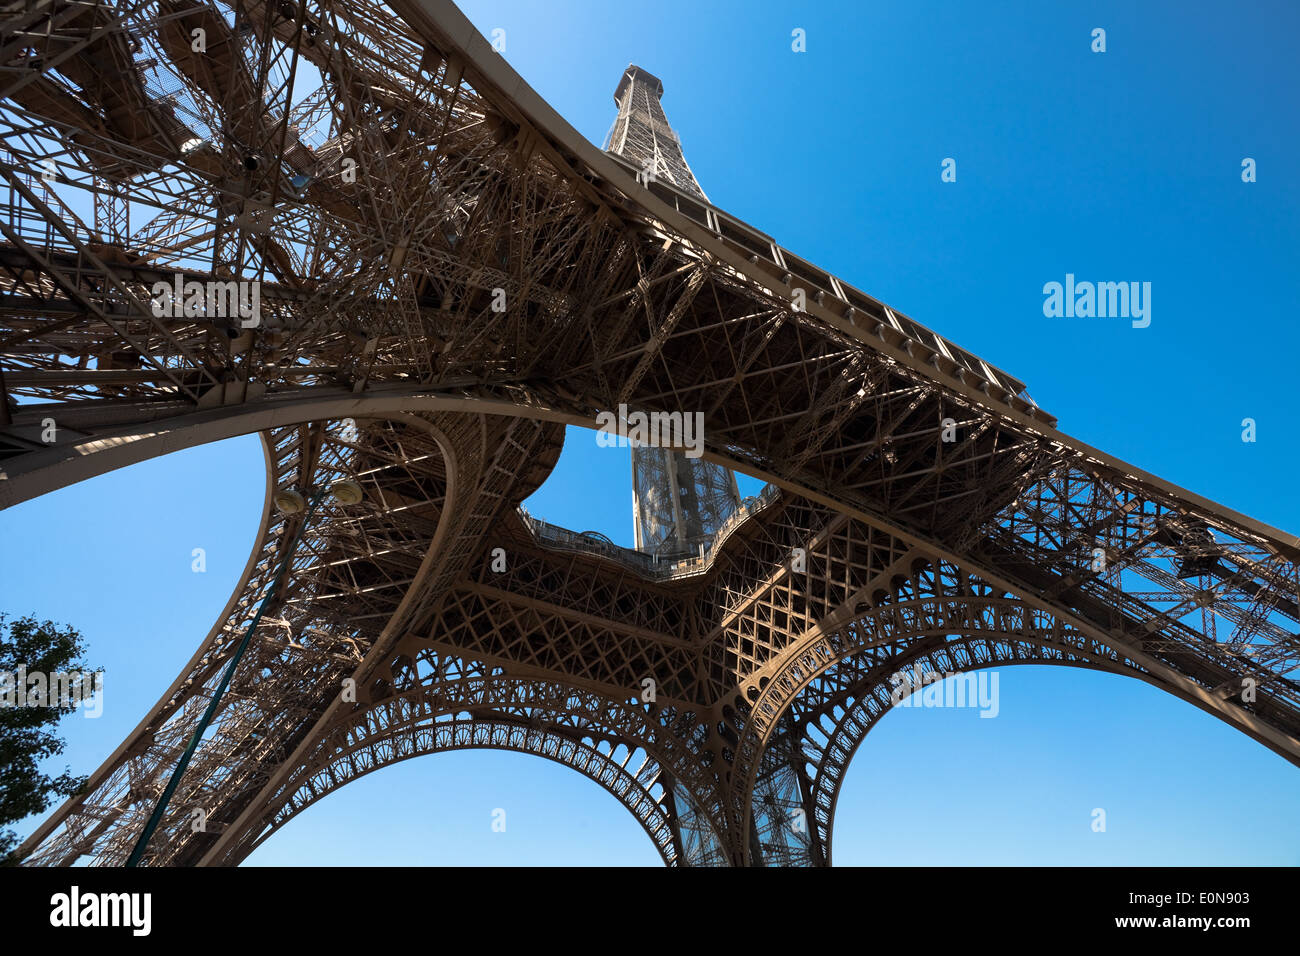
[{"xmin": 0, "ymin": 0, "xmax": 1297, "ymax": 867}]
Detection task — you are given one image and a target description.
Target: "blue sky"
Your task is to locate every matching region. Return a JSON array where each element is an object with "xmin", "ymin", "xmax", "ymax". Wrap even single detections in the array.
[{"xmin": 3, "ymin": 0, "xmax": 1298, "ymax": 865}]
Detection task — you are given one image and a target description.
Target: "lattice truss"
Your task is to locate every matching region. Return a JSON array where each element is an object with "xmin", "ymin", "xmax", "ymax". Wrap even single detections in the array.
[{"xmin": 1, "ymin": 1, "xmax": 1297, "ymax": 866}]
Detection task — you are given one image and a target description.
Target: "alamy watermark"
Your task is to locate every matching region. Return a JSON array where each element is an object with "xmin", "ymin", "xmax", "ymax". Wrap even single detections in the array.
[
  {"xmin": 0, "ymin": 666, "xmax": 103, "ymax": 717},
  {"xmin": 50, "ymin": 886, "xmax": 150, "ymax": 935},
  {"xmin": 149, "ymin": 274, "xmax": 260, "ymax": 328},
  {"xmin": 595, "ymin": 403, "xmax": 705, "ymax": 459},
  {"xmin": 1042, "ymin": 274, "xmax": 1150, "ymax": 328},
  {"xmin": 888, "ymin": 665, "xmax": 999, "ymax": 718}
]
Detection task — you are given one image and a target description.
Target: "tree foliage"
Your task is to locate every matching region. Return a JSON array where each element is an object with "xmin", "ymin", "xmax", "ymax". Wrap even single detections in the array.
[{"xmin": 0, "ymin": 614, "xmax": 99, "ymax": 864}]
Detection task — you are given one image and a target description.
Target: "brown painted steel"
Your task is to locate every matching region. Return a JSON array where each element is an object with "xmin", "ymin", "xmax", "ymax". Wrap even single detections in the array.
[{"xmin": 1, "ymin": 0, "xmax": 1296, "ymax": 866}]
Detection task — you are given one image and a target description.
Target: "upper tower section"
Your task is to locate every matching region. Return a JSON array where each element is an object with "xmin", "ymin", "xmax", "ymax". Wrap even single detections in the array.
[
  {"xmin": 606, "ymin": 64, "xmax": 707, "ymax": 201},
  {"xmin": 603, "ymin": 64, "xmax": 741, "ymax": 557}
]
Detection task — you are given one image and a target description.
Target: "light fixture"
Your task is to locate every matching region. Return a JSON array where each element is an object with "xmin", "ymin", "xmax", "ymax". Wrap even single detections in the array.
[
  {"xmin": 330, "ymin": 480, "xmax": 364, "ymax": 505},
  {"xmin": 273, "ymin": 488, "xmax": 306, "ymax": 514}
]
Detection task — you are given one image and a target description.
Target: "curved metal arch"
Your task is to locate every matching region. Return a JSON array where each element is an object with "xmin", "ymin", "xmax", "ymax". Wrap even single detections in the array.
[
  {"xmin": 759, "ymin": 631, "xmax": 1149, "ymax": 866},
  {"xmin": 17, "ymin": 423, "xmax": 306, "ymax": 863},
  {"xmin": 0, "ymin": 387, "xmax": 564, "ymax": 511},
  {"xmin": 18, "ymin": 410, "xmax": 467, "ymax": 866},
  {"xmin": 211, "ymin": 666, "xmax": 732, "ymax": 867},
  {"xmin": 746, "ymin": 626, "xmax": 1142, "ymax": 866},
  {"xmin": 174, "ymin": 411, "xmax": 559, "ymax": 867},
  {"xmin": 242, "ymin": 717, "xmax": 680, "ymax": 865},
  {"xmin": 732, "ymin": 546, "xmax": 1300, "ymax": 863},
  {"xmin": 782, "ymin": 626, "xmax": 1271, "ymax": 866},
  {"xmin": 752, "ymin": 618, "xmax": 1297, "ymax": 866},
  {"xmin": 732, "ymin": 574, "xmax": 1130, "ymax": 848}
]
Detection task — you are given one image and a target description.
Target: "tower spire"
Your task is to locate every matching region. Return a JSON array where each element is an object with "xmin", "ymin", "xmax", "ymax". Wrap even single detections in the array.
[{"xmin": 608, "ymin": 64, "xmax": 708, "ymax": 201}]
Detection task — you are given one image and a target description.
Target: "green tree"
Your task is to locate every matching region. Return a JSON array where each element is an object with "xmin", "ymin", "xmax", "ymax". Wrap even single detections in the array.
[{"xmin": 0, "ymin": 614, "xmax": 99, "ymax": 865}]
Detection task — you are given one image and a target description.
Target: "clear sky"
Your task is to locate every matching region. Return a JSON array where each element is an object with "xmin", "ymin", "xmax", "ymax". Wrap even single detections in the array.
[{"xmin": 3, "ymin": 0, "xmax": 1298, "ymax": 865}]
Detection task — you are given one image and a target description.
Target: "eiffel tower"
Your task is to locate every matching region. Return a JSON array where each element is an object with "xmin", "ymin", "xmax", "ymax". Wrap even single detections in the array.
[{"xmin": 2, "ymin": 1, "xmax": 1298, "ymax": 867}]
